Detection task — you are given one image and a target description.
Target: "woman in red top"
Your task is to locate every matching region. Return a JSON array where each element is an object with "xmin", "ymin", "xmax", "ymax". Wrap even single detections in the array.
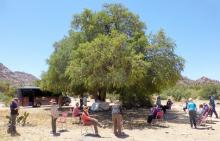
[{"xmin": 81, "ymin": 106, "xmax": 105, "ymax": 136}]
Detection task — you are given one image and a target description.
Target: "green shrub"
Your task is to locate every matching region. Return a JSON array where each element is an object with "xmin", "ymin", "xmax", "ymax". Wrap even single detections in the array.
[
  {"xmin": 198, "ymin": 85, "xmax": 220, "ymax": 100},
  {"xmin": 0, "ymin": 93, "xmax": 12, "ymax": 106},
  {"xmin": 106, "ymin": 92, "xmax": 120, "ymax": 102},
  {"xmin": 161, "ymin": 86, "xmax": 191, "ymax": 101}
]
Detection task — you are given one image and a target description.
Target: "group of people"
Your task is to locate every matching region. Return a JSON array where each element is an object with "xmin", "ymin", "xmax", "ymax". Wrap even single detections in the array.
[
  {"xmin": 7, "ymin": 94, "xmax": 219, "ymax": 137},
  {"xmin": 50, "ymin": 98, "xmax": 124, "ymax": 137},
  {"xmin": 147, "ymin": 96, "xmax": 173, "ymax": 124},
  {"xmin": 81, "ymin": 100, "xmax": 124, "ymax": 137},
  {"xmin": 183, "ymin": 95, "xmax": 218, "ymax": 129}
]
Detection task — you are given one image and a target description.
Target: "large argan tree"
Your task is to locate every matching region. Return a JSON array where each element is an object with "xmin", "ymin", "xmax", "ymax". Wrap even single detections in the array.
[{"xmin": 40, "ymin": 4, "xmax": 184, "ymax": 107}]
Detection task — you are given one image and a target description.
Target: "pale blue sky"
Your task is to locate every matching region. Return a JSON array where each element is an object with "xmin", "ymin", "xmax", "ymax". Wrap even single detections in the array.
[{"xmin": 0, "ymin": 0, "xmax": 220, "ymax": 80}]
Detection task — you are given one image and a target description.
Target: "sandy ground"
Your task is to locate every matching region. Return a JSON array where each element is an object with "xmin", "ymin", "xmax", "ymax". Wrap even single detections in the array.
[{"xmin": 0, "ymin": 100, "xmax": 220, "ymax": 141}]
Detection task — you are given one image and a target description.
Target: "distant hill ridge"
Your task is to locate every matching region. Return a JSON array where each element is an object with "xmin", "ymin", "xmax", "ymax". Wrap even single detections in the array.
[
  {"xmin": 178, "ymin": 76, "xmax": 220, "ymax": 86},
  {"xmin": 0, "ymin": 63, "xmax": 38, "ymax": 87},
  {"xmin": 1, "ymin": 62, "xmax": 219, "ymax": 87}
]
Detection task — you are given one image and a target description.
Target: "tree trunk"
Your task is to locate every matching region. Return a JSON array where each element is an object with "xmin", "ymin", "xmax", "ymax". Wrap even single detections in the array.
[{"xmin": 98, "ymin": 88, "xmax": 106, "ymax": 101}]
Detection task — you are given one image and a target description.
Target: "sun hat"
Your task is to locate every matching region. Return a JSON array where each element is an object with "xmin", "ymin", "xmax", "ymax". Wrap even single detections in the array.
[{"xmin": 188, "ymin": 98, "xmax": 193, "ymax": 101}]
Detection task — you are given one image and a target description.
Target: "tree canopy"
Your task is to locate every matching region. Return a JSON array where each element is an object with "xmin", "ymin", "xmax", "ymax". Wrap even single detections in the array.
[{"xmin": 40, "ymin": 4, "xmax": 184, "ymax": 106}]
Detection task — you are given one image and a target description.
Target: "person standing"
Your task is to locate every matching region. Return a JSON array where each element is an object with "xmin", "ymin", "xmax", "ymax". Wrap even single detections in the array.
[
  {"xmin": 50, "ymin": 99, "xmax": 59, "ymax": 136},
  {"xmin": 83, "ymin": 95, "xmax": 87, "ymax": 106},
  {"xmin": 156, "ymin": 95, "xmax": 161, "ymax": 106},
  {"xmin": 9, "ymin": 98, "xmax": 20, "ymax": 136},
  {"xmin": 209, "ymin": 95, "xmax": 218, "ymax": 118},
  {"xmin": 156, "ymin": 95, "xmax": 166, "ymax": 114},
  {"xmin": 79, "ymin": 95, "xmax": 83, "ymax": 110},
  {"xmin": 187, "ymin": 98, "xmax": 197, "ymax": 128},
  {"xmin": 112, "ymin": 100, "xmax": 123, "ymax": 136}
]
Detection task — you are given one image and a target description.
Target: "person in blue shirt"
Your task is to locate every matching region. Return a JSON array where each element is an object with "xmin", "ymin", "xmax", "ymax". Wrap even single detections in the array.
[
  {"xmin": 187, "ymin": 98, "xmax": 197, "ymax": 128},
  {"xmin": 209, "ymin": 95, "xmax": 218, "ymax": 118}
]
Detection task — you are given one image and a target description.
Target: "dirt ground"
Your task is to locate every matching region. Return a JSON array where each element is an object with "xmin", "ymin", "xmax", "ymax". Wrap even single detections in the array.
[{"xmin": 0, "ymin": 100, "xmax": 220, "ymax": 141}]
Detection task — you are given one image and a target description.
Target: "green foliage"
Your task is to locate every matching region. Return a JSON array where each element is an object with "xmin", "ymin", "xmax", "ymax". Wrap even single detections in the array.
[
  {"xmin": 6, "ymin": 112, "xmax": 30, "ymax": 126},
  {"xmin": 0, "ymin": 93, "xmax": 12, "ymax": 106},
  {"xmin": 106, "ymin": 92, "xmax": 120, "ymax": 102},
  {"xmin": 41, "ymin": 4, "xmax": 184, "ymax": 107},
  {"xmin": 17, "ymin": 112, "xmax": 29, "ymax": 126},
  {"xmin": 161, "ymin": 84, "xmax": 220, "ymax": 101},
  {"xmin": 161, "ymin": 85, "xmax": 191, "ymax": 101},
  {"xmin": 198, "ymin": 84, "xmax": 220, "ymax": 100},
  {"xmin": 0, "ymin": 82, "xmax": 15, "ymax": 105}
]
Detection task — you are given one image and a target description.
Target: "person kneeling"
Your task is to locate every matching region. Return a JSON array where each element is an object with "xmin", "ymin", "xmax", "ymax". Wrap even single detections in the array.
[{"xmin": 81, "ymin": 106, "xmax": 105, "ymax": 137}]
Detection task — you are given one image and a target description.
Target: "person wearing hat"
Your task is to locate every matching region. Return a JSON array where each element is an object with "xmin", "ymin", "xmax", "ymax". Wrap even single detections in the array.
[
  {"xmin": 8, "ymin": 98, "xmax": 20, "ymax": 136},
  {"xmin": 81, "ymin": 106, "xmax": 105, "ymax": 137},
  {"xmin": 187, "ymin": 98, "xmax": 197, "ymax": 128},
  {"xmin": 50, "ymin": 99, "xmax": 59, "ymax": 136},
  {"xmin": 112, "ymin": 100, "xmax": 123, "ymax": 136}
]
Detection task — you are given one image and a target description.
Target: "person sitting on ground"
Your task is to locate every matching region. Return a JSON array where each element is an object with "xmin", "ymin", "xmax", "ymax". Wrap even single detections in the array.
[
  {"xmin": 81, "ymin": 106, "xmax": 105, "ymax": 137},
  {"xmin": 166, "ymin": 99, "xmax": 173, "ymax": 110},
  {"xmin": 112, "ymin": 100, "xmax": 124, "ymax": 136},
  {"xmin": 147, "ymin": 105, "xmax": 161, "ymax": 124}
]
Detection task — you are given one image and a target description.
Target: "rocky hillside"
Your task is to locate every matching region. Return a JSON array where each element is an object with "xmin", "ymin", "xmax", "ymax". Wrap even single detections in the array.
[
  {"xmin": 0, "ymin": 63, "xmax": 38, "ymax": 87},
  {"xmin": 178, "ymin": 76, "xmax": 220, "ymax": 86}
]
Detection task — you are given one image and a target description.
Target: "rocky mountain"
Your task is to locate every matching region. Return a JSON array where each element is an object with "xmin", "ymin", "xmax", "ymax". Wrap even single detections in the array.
[
  {"xmin": 0, "ymin": 63, "xmax": 38, "ymax": 87},
  {"xmin": 178, "ymin": 76, "xmax": 220, "ymax": 86}
]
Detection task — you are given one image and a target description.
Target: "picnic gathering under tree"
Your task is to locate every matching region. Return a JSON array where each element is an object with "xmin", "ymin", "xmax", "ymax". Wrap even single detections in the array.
[
  {"xmin": 40, "ymin": 3, "xmax": 184, "ymax": 107},
  {"xmin": 2, "ymin": 3, "xmax": 220, "ymax": 141}
]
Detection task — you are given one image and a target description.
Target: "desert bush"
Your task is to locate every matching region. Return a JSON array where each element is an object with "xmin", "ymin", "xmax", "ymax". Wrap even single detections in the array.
[
  {"xmin": 0, "ymin": 93, "xmax": 12, "ymax": 106},
  {"xmin": 0, "ymin": 83, "xmax": 16, "ymax": 106},
  {"xmin": 198, "ymin": 84, "xmax": 220, "ymax": 100},
  {"xmin": 161, "ymin": 86, "xmax": 192, "ymax": 101},
  {"xmin": 106, "ymin": 92, "xmax": 120, "ymax": 102}
]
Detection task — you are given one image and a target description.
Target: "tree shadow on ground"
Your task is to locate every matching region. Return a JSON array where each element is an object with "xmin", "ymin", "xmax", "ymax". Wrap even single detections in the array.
[
  {"xmin": 84, "ymin": 133, "xmax": 112, "ymax": 139},
  {"xmin": 91, "ymin": 108, "xmax": 172, "ymax": 130}
]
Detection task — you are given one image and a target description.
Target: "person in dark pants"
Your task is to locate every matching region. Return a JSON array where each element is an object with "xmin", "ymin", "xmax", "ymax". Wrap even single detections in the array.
[
  {"xmin": 209, "ymin": 95, "xmax": 218, "ymax": 118},
  {"xmin": 79, "ymin": 95, "xmax": 83, "ymax": 110},
  {"xmin": 50, "ymin": 99, "xmax": 59, "ymax": 136},
  {"xmin": 156, "ymin": 95, "xmax": 166, "ymax": 114},
  {"xmin": 187, "ymin": 98, "xmax": 197, "ymax": 129},
  {"xmin": 9, "ymin": 98, "xmax": 20, "ymax": 136},
  {"xmin": 166, "ymin": 99, "xmax": 173, "ymax": 110}
]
